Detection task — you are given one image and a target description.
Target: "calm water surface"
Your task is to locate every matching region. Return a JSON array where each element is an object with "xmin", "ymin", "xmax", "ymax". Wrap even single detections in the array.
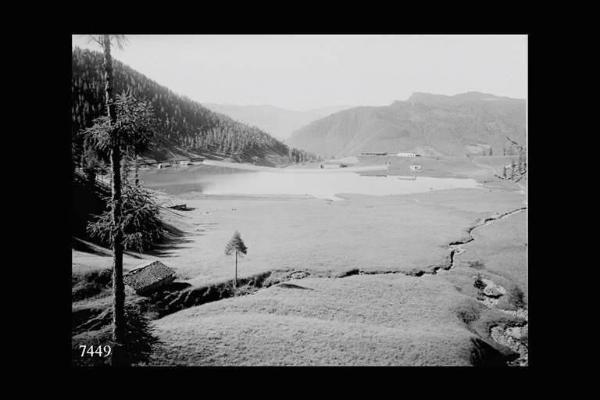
[{"xmin": 142, "ymin": 167, "xmax": 481, "ymax": 200}]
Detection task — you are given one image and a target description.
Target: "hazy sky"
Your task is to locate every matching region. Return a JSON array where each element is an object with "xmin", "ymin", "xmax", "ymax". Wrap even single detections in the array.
[{"xmin": 72, "ymin": 35, "xmax": 527, "ymax": 111}]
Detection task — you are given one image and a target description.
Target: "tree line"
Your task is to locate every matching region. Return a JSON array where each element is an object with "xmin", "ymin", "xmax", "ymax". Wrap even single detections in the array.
[
  {"xmin": 502, "ymin": 146, "xmax": 527, "ymax": 180},
  {"xmin": 72, "ymin": 47, "xmax": 318, "ymax": 167}
]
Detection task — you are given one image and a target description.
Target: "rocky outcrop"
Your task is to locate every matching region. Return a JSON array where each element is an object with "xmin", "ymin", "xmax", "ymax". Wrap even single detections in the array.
[{"xmin": 473, "ymin": 275, "xmax": 528, "ymax": 366}]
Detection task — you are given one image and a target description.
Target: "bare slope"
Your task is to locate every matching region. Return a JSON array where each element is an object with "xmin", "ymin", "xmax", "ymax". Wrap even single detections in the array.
[{"xmin": 288, "ymin": 92, "xmax": 525, "ymax": 158}]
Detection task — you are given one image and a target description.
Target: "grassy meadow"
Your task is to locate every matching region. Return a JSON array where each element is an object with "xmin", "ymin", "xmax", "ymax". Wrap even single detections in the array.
[
  {"xmin": 151, "ymin": 274, "xmax": 488, "ymax": 366},
  {"xmin": 72, "ymin": 155, "xmax": 527, "ymax": 366}
]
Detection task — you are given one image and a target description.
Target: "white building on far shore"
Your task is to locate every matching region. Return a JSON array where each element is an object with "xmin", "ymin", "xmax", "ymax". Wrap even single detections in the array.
[{"xmin": 396, "ymin": 152, "xmax": 417, "ymax": 158}]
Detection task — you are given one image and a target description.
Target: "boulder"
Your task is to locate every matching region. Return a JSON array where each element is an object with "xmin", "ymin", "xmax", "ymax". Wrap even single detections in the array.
[{"xmin": 482, "ymin": 279, "xmax": 506, "ymax": 298}]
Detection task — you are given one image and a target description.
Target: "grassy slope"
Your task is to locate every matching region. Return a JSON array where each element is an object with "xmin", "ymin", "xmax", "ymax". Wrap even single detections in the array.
[
  {"xmin": 74, "ymin": 158, "xmax": 525, "ymax": 287},
  {"xmin": 72, "ymin": 156, "xmax": 527, "ymax": 366},
  {"xmin": 150, "ymin": 200, "xmax": 527, "ymax": 366},
  {"xmin": 122, "ymin": 186, "xmax": 523, "ymax": 288},
  {"xmin": 151, "ymin": 274, "xmax": 482, "ymax": 366},
  {"xmin": 72, "ymin": 239, "xmax": 147, "ymax": 274},
  {"xmin": 471, "ymin": 155, "xmax": 521, "ymax": 173},
  {"xmin": 358, "ymin": 155, "xmax": 494, "ymax": 180},
  {"xmin": 453, "ymin": 210, "xmax": 528, "ymax": 304}
]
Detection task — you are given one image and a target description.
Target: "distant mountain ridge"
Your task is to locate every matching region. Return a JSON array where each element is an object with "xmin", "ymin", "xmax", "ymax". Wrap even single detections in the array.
[
  {"xmin": 407, "ymin": 91, "xmax": 518, "ymax": 105},
  {"xmin": 288, "ymin": 92, "xmax": 526, "ymax": 158},
  {"xmin": 202, "ymin": 103, "xmax": 353, "ymax": 141}
]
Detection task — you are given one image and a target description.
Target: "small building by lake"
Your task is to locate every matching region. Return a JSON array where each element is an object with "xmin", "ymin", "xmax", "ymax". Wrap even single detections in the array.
[
  {"xmin": 124, "ymin": 260, "xmax": 176, "ymax": 295},
  {"xmin": 397, "ymin": 152, "xmax": 418, "ymax": 158}
]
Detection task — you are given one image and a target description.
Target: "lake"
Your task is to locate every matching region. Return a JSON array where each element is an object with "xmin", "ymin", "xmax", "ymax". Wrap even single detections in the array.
[{"xmin": 141, "ymin": 166, "xmax": 481, "ymax": 200}]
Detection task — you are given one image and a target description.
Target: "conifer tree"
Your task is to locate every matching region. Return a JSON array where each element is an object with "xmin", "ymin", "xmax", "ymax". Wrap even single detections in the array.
[
  {"xmin": 86, "ymin": 34, "xmax": 128, "ymax": 366},
  {"xmin": 224, "ymin": 231, "xmax": 248, "ymax": 289}
]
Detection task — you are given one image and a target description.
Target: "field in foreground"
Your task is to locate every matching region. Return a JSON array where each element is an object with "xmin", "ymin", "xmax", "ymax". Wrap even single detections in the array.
[
  {"xmin": 146, "ymin": 208, "xmax": 527, "ymax": 366},
  {"xmin": 97, "ymin": 187, "xmax": 525, "ymax": 288},
  {"xmin": 72, "ymin": 156, "xmax": 527, "ymax": 366},
  {"xmin": 150, "ymin": 274, "xmax": 507, "ymax": 366}
]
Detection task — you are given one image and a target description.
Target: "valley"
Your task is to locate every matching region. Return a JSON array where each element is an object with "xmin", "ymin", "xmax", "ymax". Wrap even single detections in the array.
[
  {"xmin": 70, "ymin": 35, "xmax": 527, "ymax": 368},
  {"xmin": 72, "ymin": 154, "xmax": 527, "ymax": 366}
]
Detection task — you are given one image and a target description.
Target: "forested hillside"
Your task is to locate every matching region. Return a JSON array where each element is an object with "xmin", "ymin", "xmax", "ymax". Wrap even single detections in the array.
[{"xmin": 72, "ymin": 48, "xmax": 316, "ymax": 166}]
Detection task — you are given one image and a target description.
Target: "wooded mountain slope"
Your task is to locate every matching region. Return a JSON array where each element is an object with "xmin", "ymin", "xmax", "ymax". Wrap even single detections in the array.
[
  {"xmin": 288, "ymin": 92, "xmax": 526, "ymax": 158},
  {"xmin": 72, "ymin": 48, "xmax": 314, "ymax": 165}
]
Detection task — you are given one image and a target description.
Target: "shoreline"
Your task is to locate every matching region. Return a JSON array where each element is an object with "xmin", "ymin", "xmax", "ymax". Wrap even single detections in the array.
[
  {"xmin": 73, "ymin": 158, "xmax": 527, "ymax": 366},
  {"xmin": 202, "ymin": 159, "xmax": 390, "ymax": 173}
]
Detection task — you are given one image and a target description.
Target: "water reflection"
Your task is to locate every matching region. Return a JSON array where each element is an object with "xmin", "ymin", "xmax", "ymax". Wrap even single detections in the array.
[
  {"xmin": 142, "ymin": 166, "xmax": 479, "ymax": 200},
  {"xmin": 151, "ymin": 170, "xmax": 481, "ymax": 200}
]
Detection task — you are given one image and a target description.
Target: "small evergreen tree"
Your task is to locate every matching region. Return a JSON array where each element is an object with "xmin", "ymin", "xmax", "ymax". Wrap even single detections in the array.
[
  {"xmin": 224, "ymin": 231, "xmax": 248, "ymax": 289},
  {"xmin": 510, "ymin": 159, "xmax": 517, "ymax": 179},
  {"xmin": 87, "ymin": 183, "xmax": 165, "ymax": 252},
  {"xmin": 518, "ymin": 147, "xmax": 526, "ymax": 174}
]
